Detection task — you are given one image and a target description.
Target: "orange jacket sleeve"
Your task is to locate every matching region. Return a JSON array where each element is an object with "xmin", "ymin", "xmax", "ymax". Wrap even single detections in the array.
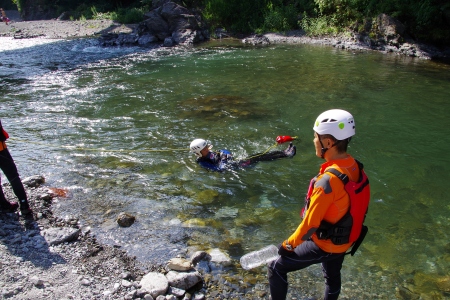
[{"xmin": 285, "ymin": 173, "xmax": 336, "ymax": 248}]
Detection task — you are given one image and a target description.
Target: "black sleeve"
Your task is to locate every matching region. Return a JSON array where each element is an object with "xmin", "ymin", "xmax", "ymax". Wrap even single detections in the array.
[{"xmin": 238, "ymin": 150, "xmax": 287, "ymax": 166}]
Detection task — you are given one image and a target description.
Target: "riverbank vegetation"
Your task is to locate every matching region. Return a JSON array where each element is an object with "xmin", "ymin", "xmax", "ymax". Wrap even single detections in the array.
[{"xmin": 4, "ymin": 0, "xmax": 449, "ymax": 45}]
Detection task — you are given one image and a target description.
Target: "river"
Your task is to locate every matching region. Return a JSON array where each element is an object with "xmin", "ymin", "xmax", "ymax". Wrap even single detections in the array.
[{"xmin": 1, "ymin": 36, "xmax": 450, "ymax": 299}]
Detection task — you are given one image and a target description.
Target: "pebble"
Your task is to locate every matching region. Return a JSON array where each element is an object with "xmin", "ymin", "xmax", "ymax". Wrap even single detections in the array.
[
  {"xmin": 80, "ymin": 278, "xmax": 91, "ymax": 286},
  {"xmin": 30, "ymin": 275, "xmax": 44, "ymax": 286},
  {"xmin": 122, "ymin": 279, "xmax": 132, "ymax": 288}
]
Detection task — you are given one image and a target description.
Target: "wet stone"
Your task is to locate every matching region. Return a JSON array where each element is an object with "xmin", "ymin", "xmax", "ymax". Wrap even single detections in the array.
[
  {"xmin": 22, "ymin": 175, "xmax": 45, "ymax": 188},
  {"xmin": 117, "ymin": 212, "xmax": 136, "ymax": 227},
  {"xmin": 41, "ymin": 227, "xmax": 80, "ymax": 245}
]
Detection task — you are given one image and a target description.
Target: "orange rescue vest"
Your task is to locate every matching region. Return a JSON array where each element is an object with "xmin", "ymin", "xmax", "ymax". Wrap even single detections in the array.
[{"xmin": 315, "ymin": 160, "xmax": 370, "ymax": 247}]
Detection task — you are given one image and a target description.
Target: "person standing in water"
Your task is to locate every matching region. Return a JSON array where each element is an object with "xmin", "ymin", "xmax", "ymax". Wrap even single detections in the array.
[
  {"xmin": 0, "ymin": 119, "xmax": 33, "ymax": 217},
  {"xmin": 268, "ymin": 109, "xmax": 370, "ymax": 300}
]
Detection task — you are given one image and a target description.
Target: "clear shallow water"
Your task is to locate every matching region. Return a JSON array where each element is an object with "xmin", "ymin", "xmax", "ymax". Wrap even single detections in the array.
[{"xmin": 1, "ymin": 37, "xmax": 450, "ymax": 298}]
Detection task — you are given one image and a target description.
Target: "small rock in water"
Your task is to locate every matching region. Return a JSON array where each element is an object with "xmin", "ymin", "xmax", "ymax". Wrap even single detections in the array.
[
  {"xmin": 167, "ymin": 258, "xmax": 193, "ymax": 271},
  {"xmin": 117, "ymin": 212, "xmax": 136, "ymax": 227}
]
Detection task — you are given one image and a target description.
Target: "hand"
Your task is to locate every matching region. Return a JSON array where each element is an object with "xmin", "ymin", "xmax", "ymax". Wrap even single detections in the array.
[{"xmin": 277, "ymin": 243, "xmax": 293, "ymax": 256}]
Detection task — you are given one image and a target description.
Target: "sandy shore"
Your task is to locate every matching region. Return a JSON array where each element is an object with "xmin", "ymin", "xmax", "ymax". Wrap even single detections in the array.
[{"xmin": 0, "ymin": 18, "xmax": 135, "ymax": 39}]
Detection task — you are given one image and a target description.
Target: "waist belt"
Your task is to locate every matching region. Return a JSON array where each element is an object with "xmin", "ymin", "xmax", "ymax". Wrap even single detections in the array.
[{"xmin": 0, "ymin": 141, "xmax": 7, "ymax": 151}]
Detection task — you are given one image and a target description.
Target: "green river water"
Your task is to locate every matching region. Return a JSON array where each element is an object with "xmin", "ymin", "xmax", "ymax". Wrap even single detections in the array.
[{"xmin": 1, "ymin": 37, "xmax": 450, "ymax": 298}]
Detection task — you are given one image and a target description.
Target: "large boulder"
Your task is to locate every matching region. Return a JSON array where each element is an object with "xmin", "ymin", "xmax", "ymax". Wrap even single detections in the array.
[
  {"xmin": 142, "ymin": 10, "xmax": 170, "ymax": 40},
  {"xmin": 172, "ymin": 29, "xmax": 204, "ymax": 45},
  {"xmin": 375, "ymin": 14, "xmax": 407, "ymax": 46},
  {"xmin": 99, "ymin": 0, "xmax": 208, "ymax": 47},
  {"xmin": 160, "ymin": 2, "xmax": 199, "ymax": 32}
]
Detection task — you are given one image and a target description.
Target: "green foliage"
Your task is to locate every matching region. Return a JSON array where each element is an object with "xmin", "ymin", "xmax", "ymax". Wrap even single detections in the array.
[
  {"xmin": 115, "ymin": 7, "xmax": 144, "ymax": 23},
  {"xmin": 11, "ymin": 0, "xmax": 23, "ymax": 12},
  {"xmin": 140, "ymin": 0, "xmax": 152, "ymax": 11},
  {"xmin": 91, "ymin": 6, "xmax": 112, "ymax": 20},
  {"xmin": 296, "ymin": 0, "xmax": 317, "ymax": 15},
  {"xmin": 203, "ymin": 0, "xmax": 271, "ymax": 33},
  {"xmin": 72, "ymin": 3, "xmax": 95, "ymax": 20},
  {"xmin": 75, "ymin": 5, "xmax": 143, "ymax": 23},
  {"xmin": 261, "ymin": 4, "xmax": 299, "ymax": 32},
  {"xmin": 300, "ymin": 13, "xmax": 340, "ymax": 36}
]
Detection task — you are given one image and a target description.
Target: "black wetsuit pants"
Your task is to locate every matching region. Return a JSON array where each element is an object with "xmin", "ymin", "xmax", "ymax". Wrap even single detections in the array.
[
  {"xmin": 0, "ymin": 148, "xmax": 28, "ymax": 208},
  {"xmin": 268, "ymin": 240, "xmax": 345, "ymax": 300},
  {"xmin": 238, "ymin": 150, "xmax": 287, "ymax": 166}
]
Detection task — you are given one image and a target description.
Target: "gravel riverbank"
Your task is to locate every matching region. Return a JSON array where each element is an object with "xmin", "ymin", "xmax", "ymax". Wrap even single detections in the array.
[
  {"xmin": 0, "ymin": 177, "xmax": 149, "ymax": 299},
  {"xmin": 1, "ymin": 176, "xmax": 273, "ymax": 300},
  {"xmin": 0, "ymin": 11, "xmax": 135, "ymax": 39}
]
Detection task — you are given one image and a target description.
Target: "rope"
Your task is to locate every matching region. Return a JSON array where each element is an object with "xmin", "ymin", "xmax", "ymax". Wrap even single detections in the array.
[
  {"xmin": 8, "ymin": 137, "xmax": 189, "ymax": 153},
  {"xmin": 243, "ymin": 143, "xmax": 279, "ymax": 160},
  {"xmin": 243, "ymin": 136, "xmax": 299, "ymax": 160}
]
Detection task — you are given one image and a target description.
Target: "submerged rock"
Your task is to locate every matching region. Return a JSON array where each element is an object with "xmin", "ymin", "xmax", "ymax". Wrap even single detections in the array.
[
  {"xmin": 190, "ymin": 251, "xmax": 211, "ymax": 266},
  {"xmin": 208, "ymin": 248, "xmax": 232, "ymax": 267},
  {"xmin": 117, "ymin": 212, "xmax": 136, "ymax": 227}
]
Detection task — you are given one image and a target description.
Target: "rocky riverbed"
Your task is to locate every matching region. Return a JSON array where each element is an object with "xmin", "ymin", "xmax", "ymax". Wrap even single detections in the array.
[
  {"xmin": 1, "ymin": 176, "xmax": 144, "ymax": 299},
  {"xmin": 0, "ymin": 176, "xmax": 274, "ymax": 299}
]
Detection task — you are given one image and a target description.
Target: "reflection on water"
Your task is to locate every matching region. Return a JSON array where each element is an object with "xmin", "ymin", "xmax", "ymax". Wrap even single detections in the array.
[{"xmin": 1, "ymin": 37, "xmax": 450, "ymax": 298}]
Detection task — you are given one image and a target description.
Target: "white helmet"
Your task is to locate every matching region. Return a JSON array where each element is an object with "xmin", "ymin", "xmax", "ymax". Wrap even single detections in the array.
[
  {"xmin": 313, "ymin": 109, "xmax": 355, "ymax": 140},
  {"xmin": 190, "ymin": 139, "xmax": 208, "ymax": 157}
]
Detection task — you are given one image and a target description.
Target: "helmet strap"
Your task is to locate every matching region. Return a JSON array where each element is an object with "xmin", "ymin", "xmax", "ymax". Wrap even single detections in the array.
[
  {"xmin": 319, "ymin": 137, "xmax": 328, "ymax": 159},
  {"xmin": 319, "ymin": 135, "xmax": 339, "ymax": 159}
]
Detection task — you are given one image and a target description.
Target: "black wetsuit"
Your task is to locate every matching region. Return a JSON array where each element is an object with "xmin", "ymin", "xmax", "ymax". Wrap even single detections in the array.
[{"xmin": 196, "ymin": 143, "xmax": 296, "ymax": 171}]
